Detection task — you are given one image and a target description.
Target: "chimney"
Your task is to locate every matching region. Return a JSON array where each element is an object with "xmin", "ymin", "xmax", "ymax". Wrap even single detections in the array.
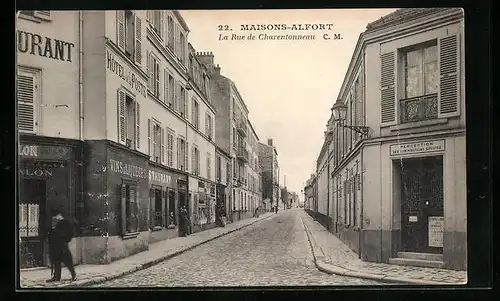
[
  {"xmin": 268, "ymin": 139, "xmax": 273, "ymax": 146},
  {"xmin": 195, "ymin": 51, "xmax": 215, "ymax": 70},
  {"xmin": 214, "ymin": 64, "xmax": 221, "ymax": 75}
]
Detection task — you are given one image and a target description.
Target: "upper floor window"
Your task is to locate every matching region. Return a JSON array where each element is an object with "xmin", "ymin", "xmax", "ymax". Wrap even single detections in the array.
[
  {"xmin": 226, "ymin": 162, "xmax": 231, "ymax": 185},
  {"xmin": 191, "ymin": 145, "xmax": 200, "ymax": 176},
  {"xmin": 177, "ymin": 137, "xmax": 188, "ymax": 171},
  {"xmin": 232, "ymin": 127, "xmax": 237, "ymax": 148},
  {"xmin": 148, "ymin": 119, "xmax": 164, "ymax": 164},
  {"xmin": 216, "ymin": 156, "xmax": 221, "ymax": 181},
  {"xmin": 147, "ymin": 53, "xmax": 161, "ymax": 99},
  {"xmin": 167, "ymin": 16, "xmax": 174, "ymax": 50},
  {"xmin": 206, "ymin": 153, "xmax": 212, "ymax": 180},
  {"xmin": 192, "ymin": 98, "xmax": 200, "ymax": 129},
  {"xmin": 19, "ymin": 10, "xmax": 51, "ymax": 22},
  {"xmin": 178, "ymin": 85, "xmax": 187, "ymax": 117},
  {"xmin": 117, "ymin": 89, "xmax": 140, "ymax": 150},
  {"xmin": 166, "ymin": 128, "xmax": 175, "ymax": 167},
  {"xmin": 117, "ymin": 10, "xmax": 142, "ymax": 65},
  {"xmin": 17, "ymin": 69, "xmax": 39, "ymax": 134},
  {"xmin": 205, "ymin": 113, "xmax": 213, "ymax": 140},
  {"xmin": 179, "ymin": 33, "xmax": 186, "ymax": 63},
  {"xmin": 147, "ymin": 10, "xmax": 164, "ymax": 39}
]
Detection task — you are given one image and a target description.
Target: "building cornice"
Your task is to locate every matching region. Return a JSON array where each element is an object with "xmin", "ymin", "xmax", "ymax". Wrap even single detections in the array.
[{"xmin": 173, "ymin": 10, "xmax": 190, "ymax": 33}]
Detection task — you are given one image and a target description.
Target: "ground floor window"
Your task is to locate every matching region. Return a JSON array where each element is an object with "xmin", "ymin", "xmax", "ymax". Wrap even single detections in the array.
[
  {"xmin": 168, "ymin": 189, "xmax": 176, "ymax": 227},
  {"xmin": 120, "ymin": 181, "xmax": 139, "ymax": 234}
]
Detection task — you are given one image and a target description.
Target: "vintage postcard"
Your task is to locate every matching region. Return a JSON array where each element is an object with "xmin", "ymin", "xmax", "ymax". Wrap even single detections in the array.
[{"xmin": 16, "ymin": 8, "xmax": 467, "ymax": 288}]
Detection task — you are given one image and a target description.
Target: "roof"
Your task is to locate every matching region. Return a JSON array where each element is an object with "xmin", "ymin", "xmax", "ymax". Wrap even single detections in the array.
[
  {"xmin": 366, "ymin": 8, "xmax": 462, "ymax": 31},
  {"xmin": 247, "ymin": 119, "xmax": 260, "ymax": 141}
]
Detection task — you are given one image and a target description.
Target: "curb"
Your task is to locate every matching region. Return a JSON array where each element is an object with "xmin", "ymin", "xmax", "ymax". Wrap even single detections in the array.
[
  {"xmin": 34, "ymin": 213, "xmax": 279, "ymax": 288},
  {"xmin": 300, "ymin": 214, "xmax": 448, "ymax": 286}
]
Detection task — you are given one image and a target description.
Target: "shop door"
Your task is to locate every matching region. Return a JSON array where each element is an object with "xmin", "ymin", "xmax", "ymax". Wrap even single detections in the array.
[
  {"xmin": 401, "ymin": 156, "xmax": 444, "ymax": 254},
  {"xmin": 19, "ymin": 179, "xmax": 46, "ymax": 268}
]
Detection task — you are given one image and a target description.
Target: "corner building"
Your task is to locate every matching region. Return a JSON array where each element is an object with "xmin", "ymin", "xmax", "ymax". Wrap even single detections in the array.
[{"xmin": 317, "ymin": 8, "xmax": 466, "ymax": 270}]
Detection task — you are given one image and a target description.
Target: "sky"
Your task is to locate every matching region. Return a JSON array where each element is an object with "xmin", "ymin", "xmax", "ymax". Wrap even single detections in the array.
[{"xmin": 179, "ymin": 9, "xmax": 397, "ymax": 200}]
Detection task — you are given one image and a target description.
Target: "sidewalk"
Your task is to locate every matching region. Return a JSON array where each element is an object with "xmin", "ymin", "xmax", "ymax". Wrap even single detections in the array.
[
  {"xmin": 300, "ymin": 211, "xmax": 467, "ymax": 285},
  {"xmin": 19, "ymin": 212, "xmax": 278, "ymax": 289}
]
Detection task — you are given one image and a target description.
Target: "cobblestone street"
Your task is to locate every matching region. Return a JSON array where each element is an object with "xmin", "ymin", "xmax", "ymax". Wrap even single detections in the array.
[{"xmin": 92, "ymin": 209, "xmax": 383, "ymax": 287}]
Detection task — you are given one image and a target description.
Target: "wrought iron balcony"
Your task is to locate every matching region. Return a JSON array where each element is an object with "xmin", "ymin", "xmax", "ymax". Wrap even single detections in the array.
[
  {"xmin": 236, "ymin": 120, "xmax": 248, "ymax": 137},
  {"xmin": 237, "ymin": 147, "xmax": 249, "ymax": 163},
  {"xmin": 400, "ymin": 93, "xmax": 438, "ymax": 124}
]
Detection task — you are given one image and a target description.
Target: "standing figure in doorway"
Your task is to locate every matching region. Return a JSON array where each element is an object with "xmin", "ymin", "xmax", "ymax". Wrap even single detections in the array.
[
  {"xmin": 179, "ymin": 206, "xmax": 190, "ymax": 237},
  {"xmin": 46, "ymin": 208, "xmax": 77, "ymax": 282}
]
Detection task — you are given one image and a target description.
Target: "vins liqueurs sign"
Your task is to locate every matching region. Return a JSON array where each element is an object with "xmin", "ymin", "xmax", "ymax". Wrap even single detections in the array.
[{"xmin": 17, "ymin": 30, "xmax": 75, "ymax": 62}]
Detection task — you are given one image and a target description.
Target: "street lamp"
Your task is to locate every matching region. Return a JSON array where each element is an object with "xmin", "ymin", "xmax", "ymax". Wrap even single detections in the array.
[{"xmin": 331, "ymin": 100, "xmax": 370, "ymax": 136}]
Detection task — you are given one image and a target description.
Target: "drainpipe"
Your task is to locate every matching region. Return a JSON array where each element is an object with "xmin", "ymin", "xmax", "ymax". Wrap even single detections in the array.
[
  {"xmin": 326, "ymin": 143, "xmax": 330, "ymax": 231},
  {"xmin": 78, "ymin": 11, "xmax": 84, "ymax": 141}
]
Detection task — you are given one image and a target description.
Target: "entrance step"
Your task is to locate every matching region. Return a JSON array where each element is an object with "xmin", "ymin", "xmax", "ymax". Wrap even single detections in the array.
[
  {"xmin": 389, "ymin": 257, "xmax": 445, "ymax": 269},
  {"xmin": 397, "ymin": 252, "xmax": 443, "ymax": 261}
]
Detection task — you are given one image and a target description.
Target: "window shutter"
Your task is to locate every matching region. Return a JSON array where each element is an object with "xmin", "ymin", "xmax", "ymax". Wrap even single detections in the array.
[
  {"xmin": 173, "ymin": 81, "xmax": 178, "ymax": 112},
  {"xmin": 191, "ymin": 99, "xmax": 196, "ymax": 126},
  {"xmin": 148, "ymin": 119, "xmax": 152, "ymax": 157},
  {"xmin": 185, "ymin": 142, "xmax": 189, "ymax": 172},
  {"xmin": 135, "ymin": 101, "xmax": 140, "ymax": 150},
  {"xmin": 117, "ymin": 90, "xmax": 126, "ymax": 144},
  {"xmin": 147, "ymin": 52, "xmax": 153, "ymax": 90},
  {"xmin": 192, "ymin": 146, "xmax": 196, "ymax": 175},
  {"xmin": 149, "ymin": 188, "xmax": 155, "ymax": 229},
  {"xmin": 380, "ymin": 51, "xmax": 396, "ymax": 124},
  {"xmin": 159, "ymin": 11, "xmax": 165, "ymax": 39},
  {"xmin": 134, "ymin": 187, "xmax": 140, "ymax": 232},
  {"xmin": 34, "ymin": 11, "xmax": 51, "ymax": 20},
  {"xmin": 164, "ymin": 69, "xmax": 169, "ymax": 105},
  {"xmin": 146, "ymin": 10, "xmax": 152, "ymax": 24},
  {"xmin": 167, "ymin": 130, "xmax": 173, "ymax": 167},
  {"xmin": 184, "ymin": 89, "xmax": 188, "ymax": 119},
  {"xmin": 120, "ymin": 184, "xmax": 127, "ymax": 235},
  {"xmin": 17, "ymin": 72, "xmax": 35, "ymax": 133},
  {"xmin": 135, "ymin": 15, "xmax": 142, "ymax": 65},
  {"xmin": 438, "ymin": 34, "xmax": 460, "ymax": 118},
  {"xmin": 160, "ymin": 127, "xmax": 165, "ymax": 164},
  {"xmin": 177, "ymin": 137, "xmax": 181, "ymax": 169},
  {"xmin": 116, "ymin": 11, "xmax": 125, "ymax": 51},
  {"xmin": 154, "ymin": 60, "xmax": 160, "ymax": 98}
]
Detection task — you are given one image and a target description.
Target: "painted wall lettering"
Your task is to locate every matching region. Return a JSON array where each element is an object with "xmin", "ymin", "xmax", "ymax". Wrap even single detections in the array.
[
  {"xmin": 390, "ymin": 139, "xmax": 445, "ymax": 156},
  {"xmin": 17, "ymin": 30, "xmax": 75, "ymax": 62},
  {"xmin": 106, "ymin": 51, "xmax": 147, "ymax": 97},
  {"xmin": 109, "ymin": 158, "xmax": 148, "ymax": 179},
  {"xmin": 20, "ymin": 168, "xmax": 53, "ymax": 177},
  {"xmin": 19, "ymin": 145, "xmax": 38, "ymax": 157},
  {"xmin": 149, "ymin": 170, "xmax": 172, "ymax": 186}
]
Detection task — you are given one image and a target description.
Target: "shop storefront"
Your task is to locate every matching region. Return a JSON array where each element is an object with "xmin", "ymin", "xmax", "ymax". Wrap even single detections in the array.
[
  {"xmin": 361, "ymin": 135, "xmax": 467, "ymax": 271},
  {"xmin": 148, "ymin": 162, "xmax": 188, "ymax": 242},
  {"xmin": 82, "ymin": 140, "xmax": 149, "ymax": 264},
  {"xmin": 18, "ymin": 138, "xmax": 83, "ymax": 268},
  {"xmin": 191, "ymin": 178, "xmax": 217, "ymax": 233}
]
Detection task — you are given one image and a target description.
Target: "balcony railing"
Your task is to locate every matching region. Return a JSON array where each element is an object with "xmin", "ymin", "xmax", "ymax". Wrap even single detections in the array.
[
  {"xmin": 400, "ymin": 93, "xmax": 438, "ymax": 124},
  {"xmin": 236, "ymin": 120, "xmax": 248, "ymax": 137},
  {"xmin": 237, "ymin": 147, "xmax": 249, "ymax": 163}
]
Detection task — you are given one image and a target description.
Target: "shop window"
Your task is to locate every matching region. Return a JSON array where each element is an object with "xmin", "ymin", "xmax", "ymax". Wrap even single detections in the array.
[
  {"xmin": 117, "ymin": 90, "xmax": 140, "ymax": 150},
  {"xmin": 153, "ymin": 188, "xmax": 163, "ymax": 228},
  {"xmin": 167, "ymin": 190, "xmax": 176, "ymax": 227},
  {"xmin": 120, "ymin": 182, "xmax": 139, "ymax": 235},
  {"xmin": 17, "ymin": 69, "xmax": 39, "ymax": 134}
]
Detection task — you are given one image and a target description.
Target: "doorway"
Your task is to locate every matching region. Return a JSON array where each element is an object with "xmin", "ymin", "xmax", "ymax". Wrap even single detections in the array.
[
  {"xmin": 19, "ymin": 179, "xmax": 47, "ymax": 268},
  {"xmin": 400, "ymin": 156, "xmax": 444, "ymax": 254}
]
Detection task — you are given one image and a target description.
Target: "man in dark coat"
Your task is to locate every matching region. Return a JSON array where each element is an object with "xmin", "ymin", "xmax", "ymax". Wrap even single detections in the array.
[
  {"xmin": 46, "ymin": 208, "xmax": 77, "ymax": 282},
  {"xmin": 179, "ymin": 206, "xmax": 190, "ymax": 237}
]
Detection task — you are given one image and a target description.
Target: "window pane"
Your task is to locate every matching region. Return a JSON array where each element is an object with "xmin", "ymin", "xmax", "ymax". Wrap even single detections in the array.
[
  {"xmin": 423, "ymin": 45, "xmax": 437, "ymax": 63},
  {"xmin": 405, "ymin": 50, "xmax": 420, "ymax": 67},
  {"xmin": 424, "ymin": 61, "xmax": 438, "ymax": 94},
  {"xmin": 405, "ymin": 66, "xmax": 421, "ymax": 98}
]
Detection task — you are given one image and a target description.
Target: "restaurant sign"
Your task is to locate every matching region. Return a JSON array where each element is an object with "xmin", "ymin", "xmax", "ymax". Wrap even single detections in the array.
[
  {"xmin": 19, "ymin": 144, "xmax": 71, "ymax": 160},
  {"xmin": 390, "ymin": 139, "xmax": 445, "ymax": 156}
]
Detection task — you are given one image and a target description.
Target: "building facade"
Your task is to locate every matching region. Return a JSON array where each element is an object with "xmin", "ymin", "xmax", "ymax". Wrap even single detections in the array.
[
  {"xmin": 196, "ymin": 52, "xmax": 260, "ymax": 222},
  {"xmin": 17, "ymin": 10, "xmax": 84, "ymax": 268},
  {"xmin": 258, "ymin": 139, "xmax": 280, "ymax": 211},
  {"xmin": 16, "ymin": 10, "xmax": 222, "ymax": 267},
  {"xmin": 247, "ymin": 121, "xmax": 262, "ymax": 214},
  {"xmin": 215, "ymin": 146, "xmax": 232, "ymax": 219},
  {"xmin": 315, "ymin": 8, "xmax": 466, "ymax": 270},
  {"xmin": 304, "ymin": 174, "xmax": 317, "ymax": 213}
]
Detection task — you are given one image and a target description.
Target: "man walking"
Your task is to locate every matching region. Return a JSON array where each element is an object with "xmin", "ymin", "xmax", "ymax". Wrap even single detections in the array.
[{"xmin": 46, "ymin": 208, "xmax": 77, "ymax": 282}]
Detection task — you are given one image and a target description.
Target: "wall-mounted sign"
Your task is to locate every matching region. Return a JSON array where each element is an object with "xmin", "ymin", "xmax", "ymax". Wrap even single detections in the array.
[
  {"xmin": 20, "ymin": 168, "xmax": 53, "ymax": 177},
  {"xmin": 409, "ymin": 216, "xmax": 418, "ymax": 222},
  {"xmin": 19, "ymin": 144, "xmax": 71, "ymax": 160},
  {"xmin": 106, "ymin": 50, "xmax": 147, "ymax": 97},
  {"xmin": 428, "ymin": 216, "xmax": 444, "ymax": 248},
  {"xmin": 390, "ymin": 139, "xmax": 445, "ymax": 156},
  {"xmin": 109, "ymin": 158, "xmax": 148, "ymax": 179},
  {"xmin": 149, "ymin": 170, "xmax": 172, "ymax": 186},
  {"xmin": 17, "ymin": 30, "xmax": 75, "ymax": 62}
]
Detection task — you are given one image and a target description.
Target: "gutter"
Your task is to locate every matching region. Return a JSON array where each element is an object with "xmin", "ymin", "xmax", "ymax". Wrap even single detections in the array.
[{"xmin": 78, "ymin": 11, "xmax": 84, "ymax": 141}]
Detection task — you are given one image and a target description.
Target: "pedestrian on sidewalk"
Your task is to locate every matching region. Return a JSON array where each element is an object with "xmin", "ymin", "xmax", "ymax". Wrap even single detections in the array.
[
  {"xmin": 179, "ymin": 206, "xmax": 190, "ymax": 237},
  {"xmin": 253, "ymin": 207, "xmax": 259, "ymax": 218},
  {"xmin": 46, "ymin": 208, "xmax": 77, "ymax": 282}
]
